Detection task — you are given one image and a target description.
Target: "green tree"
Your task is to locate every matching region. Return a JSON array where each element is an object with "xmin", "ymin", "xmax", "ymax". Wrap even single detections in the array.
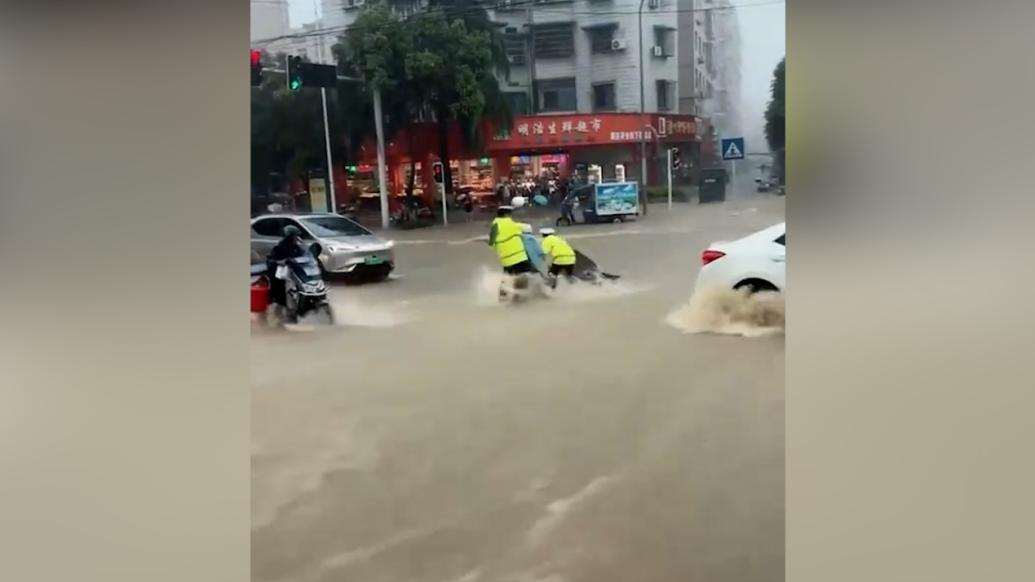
[
  {"xmin": 251, "ymin": 52, "xmax": 349, "ymax": 200},
  {"xmin": 764, "ymin": 57, "xmax": 785, "ymax": 183},
  {"xmin": 337, "ymin": 1, "xmax": 511, "ymax": 194},
  {"xmin": 334, "ymin": 4, "xmax": 424, "ymax": 195}
]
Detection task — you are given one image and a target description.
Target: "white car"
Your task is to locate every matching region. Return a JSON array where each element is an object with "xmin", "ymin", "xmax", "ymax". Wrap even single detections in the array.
[{"xmin": 695, "ymin": 222, "xmax": 785, "ymax": 293}]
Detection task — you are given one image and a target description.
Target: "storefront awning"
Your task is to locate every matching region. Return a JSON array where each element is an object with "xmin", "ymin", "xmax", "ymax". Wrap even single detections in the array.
[{"xmin": 486, "ymin": 113, "xmax": 699, "ymax": 153}]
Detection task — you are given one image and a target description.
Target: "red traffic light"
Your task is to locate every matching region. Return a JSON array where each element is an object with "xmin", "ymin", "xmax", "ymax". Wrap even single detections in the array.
[{"xmin": 250, "ymin": 50, "xmax": 262, "ymax": 66}]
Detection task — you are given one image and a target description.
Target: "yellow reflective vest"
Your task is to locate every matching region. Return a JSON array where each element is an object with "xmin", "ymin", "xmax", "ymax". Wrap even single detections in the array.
[
  {"xmin": 542, "ymin": 234, "xmax": 576, "ymax": 266},
  {"xmin": 490, "ymin": 217, "xmax": 529, "ymax": 267}
]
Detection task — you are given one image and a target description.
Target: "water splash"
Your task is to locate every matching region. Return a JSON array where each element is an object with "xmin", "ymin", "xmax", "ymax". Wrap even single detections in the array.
[
  {"xmin": 327, "ymin": 295, "xmax": 412, "ymax": 328},
  {"xmin": 666, "ymin": 285, "xmax": 784, "ymax": 337}
]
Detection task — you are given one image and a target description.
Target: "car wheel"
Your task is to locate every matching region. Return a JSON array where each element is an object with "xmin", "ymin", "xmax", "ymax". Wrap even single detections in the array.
[
  {"xmin": 734, "ymin": 279, "xmax": 779, "ymax": 294},
  {"xmin": 371, "ymin": 265, "xmax": 391, "ymax": 283}
]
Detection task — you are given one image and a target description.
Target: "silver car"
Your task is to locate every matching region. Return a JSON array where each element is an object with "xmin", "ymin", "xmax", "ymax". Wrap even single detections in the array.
[{"xmin": 251, "ymin": 213, "xmax": 395, "ymax": 281}]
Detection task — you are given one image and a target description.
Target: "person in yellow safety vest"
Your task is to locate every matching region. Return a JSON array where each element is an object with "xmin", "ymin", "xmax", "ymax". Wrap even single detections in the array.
[
  {"xmin": 539, "ymin": 227, "xmax": 577, "ymax": 279},
  {"xmin": 488, "ymin": 206, "xmax": 532, "ymax": 275}
]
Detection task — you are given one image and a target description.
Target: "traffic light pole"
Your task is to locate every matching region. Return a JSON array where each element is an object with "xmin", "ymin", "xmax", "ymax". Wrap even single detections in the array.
[
  {"xmin": 372, "ymin": 87, "xmax": 390, "ymax": 230},
  {"xmin": 667, "ymin": 148, "xmax": 673, "ymax": 209},
  {"xmin": 320, "ymin": 87, "xmax": 336, "ymax": 212}
]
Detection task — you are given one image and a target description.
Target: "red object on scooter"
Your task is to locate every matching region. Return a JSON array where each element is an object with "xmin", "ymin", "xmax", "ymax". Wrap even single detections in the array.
[{"xmin": 251, "ymin": 276, "xmax": 270, "ymax": 313}]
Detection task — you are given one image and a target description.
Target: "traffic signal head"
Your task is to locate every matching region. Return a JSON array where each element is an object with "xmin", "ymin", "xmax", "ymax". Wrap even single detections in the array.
[
  {"xmin": 250, "ymin": 50, "xmax": 263, "ymax": 87},
  {"xmin": 671, "ymin": 147, "xmax": 681, "ymax": 170},
  {"xmin": 288, "ymin": 56, "xmax": 303, "ymax": 91},
  {"xmin": 432, "ymin": 162, "xmax": 444, "ymax": 184}
]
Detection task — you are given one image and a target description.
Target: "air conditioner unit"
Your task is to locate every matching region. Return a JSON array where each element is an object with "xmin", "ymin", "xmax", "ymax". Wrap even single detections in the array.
[
  {"xmin": 648, "ymin": 0, "xmax": 660, "ymax": 8},
  {"xmin": 611, "ymin": 39, "xmax": 628, "ymax": 51},
  {"xmin": 652, "ymin": 45, "xmax": 665, "ymax": 57}
]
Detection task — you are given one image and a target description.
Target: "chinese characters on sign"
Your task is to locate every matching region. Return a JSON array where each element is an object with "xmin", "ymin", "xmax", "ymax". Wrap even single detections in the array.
[
  {"xmin": 667, "ymin": 119, "xmax": 695, "ymax": 135},
  {"xmin": 610, "ymin": 131, "xmax": 645, "ymax": 141},
  {"xmin": 493, "ymin": 114, "xmax": 697, "ymax": 147},
  {"xmin": 510, "ymin": 117, "xmax": 604, "ymax": 139}
]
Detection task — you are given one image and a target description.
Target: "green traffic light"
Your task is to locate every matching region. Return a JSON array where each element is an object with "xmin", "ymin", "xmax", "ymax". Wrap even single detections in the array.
[{"xmin": 290, "ymin": 79, "xmax": 301, "ymax": 91}]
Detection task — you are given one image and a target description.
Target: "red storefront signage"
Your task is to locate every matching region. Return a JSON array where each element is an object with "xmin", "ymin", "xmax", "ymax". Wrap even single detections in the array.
[{"xmin": 486, "ymin": 113, "xmax": 698, "ymax": 153}]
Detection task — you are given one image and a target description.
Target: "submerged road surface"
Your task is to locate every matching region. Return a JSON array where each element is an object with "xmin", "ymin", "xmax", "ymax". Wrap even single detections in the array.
[{"xmin": 252, "ymin": 197, "xmax": 785, "ymax": 582}]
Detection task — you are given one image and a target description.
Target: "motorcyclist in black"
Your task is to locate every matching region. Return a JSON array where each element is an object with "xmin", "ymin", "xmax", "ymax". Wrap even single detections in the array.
[{"xmin": 267, "ymin": 225, "xmax": 307, "ymax": 309}]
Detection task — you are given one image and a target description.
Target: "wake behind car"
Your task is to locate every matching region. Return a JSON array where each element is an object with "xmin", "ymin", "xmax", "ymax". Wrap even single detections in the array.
[
  {"xmin": 251, "ymin": 213, "xmax": 395, "ymax": 281},
  {"xmin": 695, "ymin": 222, "xmax": 785, "ymax": 293}
]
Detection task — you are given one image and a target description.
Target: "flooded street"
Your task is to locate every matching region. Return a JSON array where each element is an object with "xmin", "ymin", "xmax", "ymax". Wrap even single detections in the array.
[{"xmin": 252, "ymin": 197, "xmax": 785, "ymax": 582}]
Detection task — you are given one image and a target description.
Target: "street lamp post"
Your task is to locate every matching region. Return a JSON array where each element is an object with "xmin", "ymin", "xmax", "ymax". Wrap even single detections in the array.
[{"xmin": 638, "ymin": 0, "xmax": 648, "ymax": 215}]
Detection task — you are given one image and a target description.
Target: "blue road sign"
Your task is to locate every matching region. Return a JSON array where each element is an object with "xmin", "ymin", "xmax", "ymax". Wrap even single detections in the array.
[{"xmin": 721, "ymin": 137, "xmax": 745, "ymax": 160}]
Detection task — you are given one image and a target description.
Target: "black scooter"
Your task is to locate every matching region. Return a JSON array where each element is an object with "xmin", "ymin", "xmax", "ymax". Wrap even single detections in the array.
[{"xmin": 271, "ymin": 244, "xmax": 334, "ymax": 324}]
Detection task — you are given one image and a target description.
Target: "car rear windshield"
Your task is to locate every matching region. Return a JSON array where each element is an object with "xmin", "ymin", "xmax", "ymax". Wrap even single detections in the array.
[{"xmin": 301, "ymin": 216, "xmax": 370, "ymax": 237}]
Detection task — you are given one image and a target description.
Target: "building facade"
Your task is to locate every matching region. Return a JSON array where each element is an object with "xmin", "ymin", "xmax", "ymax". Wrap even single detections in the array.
[
  {"xmin": 708, "ymin": 0, "xmax": 742, "ymax": 138},
  {"xmin": 253, "ymin": 0, "xmax": 743, "ymax": 200},
  {"xmin": 310, "ymin": 0, "xmax": 719, "ymax": 118},
  {"xmin": 250, "ymin": 0, "xmax": 290, "ymax": 45}
]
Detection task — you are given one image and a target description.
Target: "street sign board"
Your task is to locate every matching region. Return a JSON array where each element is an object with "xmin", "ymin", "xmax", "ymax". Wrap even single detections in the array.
[
  {"xmin": 721, "ymin": 137, "xmax": 745, "ymax": 160},
  {"xmin": 308, "ymin": 178, "xmax": 328, "ymax": 213}
]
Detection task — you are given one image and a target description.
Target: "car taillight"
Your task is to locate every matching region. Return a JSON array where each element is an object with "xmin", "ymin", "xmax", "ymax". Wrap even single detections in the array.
[{"xmin": 701, "ymin": 250, "xmax": 725, "ymax": 265}]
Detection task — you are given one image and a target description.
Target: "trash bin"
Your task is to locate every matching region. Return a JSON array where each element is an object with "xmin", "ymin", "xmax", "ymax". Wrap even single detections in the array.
[{"xmin": 698, "ymin": 168, "xmax": 727, "ymax": 203}]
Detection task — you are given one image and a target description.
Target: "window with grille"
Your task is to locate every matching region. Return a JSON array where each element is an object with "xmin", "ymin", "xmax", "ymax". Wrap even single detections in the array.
[
  {"xmin": 656, "ymin": 79, "xmax": 674, "ymax": 111},
  {"xmin": 505, "ymin": 92, "xmax": 530, "ymax": 115},
  {"xmin": 592, "ymin": 82, "xmax": 616, "ymax": 112},
  {"xmin": 586, "ymin": 25, "xmax": 617, "ymax": 54},
  {"xmin": 536, "ymin": 78, "xmax": 577, "ymax": 112},
  {"xmin": 653, "ymin": 27, "xmax": 674, "ymax": 57},
  {"xmin": 533, "ymin": 22, "xmax": 575, "ymax": 59},
  {"xmin": 503, "ymin": 33, "xmax": 527, "ymax": 65}
]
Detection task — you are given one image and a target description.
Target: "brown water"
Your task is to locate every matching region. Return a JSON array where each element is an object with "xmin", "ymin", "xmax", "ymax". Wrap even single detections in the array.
[
  {"xmin": 666, "ymin": 285, "xmax": 785, "ymax": 337},
  {"xmin": 252, "ymin": 198, "xmax": 786, "ymax": 582}
]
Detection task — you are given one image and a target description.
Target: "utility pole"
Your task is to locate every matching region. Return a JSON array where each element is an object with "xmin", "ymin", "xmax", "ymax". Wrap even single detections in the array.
[
  {"xmin": 321, "ymin": 88, "xmax": 336, "ymax": 211},
  {"xmin": 638, "ymin": 0, "xmax": 649, "ymax": 216},
  {"xmin": 667, "ymin": 148, "xmax": 673, "ymax": 209},
  {"xmin": 528, "ymin": 7, "xmax": 536, "ymax": 113},
  {"xmin": 372, "ymin": 88, "xmax": 390, "ymax": 230},
  {"xmin": 312, "ymin": 8, "xmax": 336, "ymax": 212}
]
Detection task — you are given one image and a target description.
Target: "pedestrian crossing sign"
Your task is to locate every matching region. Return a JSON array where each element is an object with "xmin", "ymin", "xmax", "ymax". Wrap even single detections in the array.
[{"xmin": 721, "ymin": 137, "xmax": 745, "ymax": 160}]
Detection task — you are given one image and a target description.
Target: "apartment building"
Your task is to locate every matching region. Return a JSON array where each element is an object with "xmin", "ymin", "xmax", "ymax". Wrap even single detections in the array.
[
  {"xmin": 250, "ymin": 0, "xmax": 290, "ymax": 44},
  {"xmin": 262, "ymin": 0, "xmax": 739, "ymax": 192}
]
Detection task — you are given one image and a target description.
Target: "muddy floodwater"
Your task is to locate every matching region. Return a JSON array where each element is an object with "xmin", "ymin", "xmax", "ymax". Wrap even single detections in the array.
[{"xmin": 252, "ymin": 197, "xmax": 785, "ymax": 582}]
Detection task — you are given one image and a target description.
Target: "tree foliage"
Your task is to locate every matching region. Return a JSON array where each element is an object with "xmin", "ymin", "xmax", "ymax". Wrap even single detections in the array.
[
  {"xmin": 251, "ymin": 52, "xmax": 345, "ymax": 195},
  {"xmin": 764, "ymin": 58, "xmax": 785, "ymax": 182},
  {"xmin": 336, "ymin": 0, "xmax": 511, "ymax": 193}
]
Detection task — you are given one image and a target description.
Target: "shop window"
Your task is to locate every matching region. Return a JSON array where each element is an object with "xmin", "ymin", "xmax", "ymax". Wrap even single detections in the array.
[
  {"xmin": 592, "ymin": 82, "xmax": 616, "ymax": 112},
  {"xmin": 536, "ymin": 78, "xmax": 577, "ymax": 112},
  {"xmin": 533, "ymin": 22, "xmax": 575, "ymax": 59},
  {"xmin": 656, "ymin": 79, "xmax": 674, "ymax": 111}
]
